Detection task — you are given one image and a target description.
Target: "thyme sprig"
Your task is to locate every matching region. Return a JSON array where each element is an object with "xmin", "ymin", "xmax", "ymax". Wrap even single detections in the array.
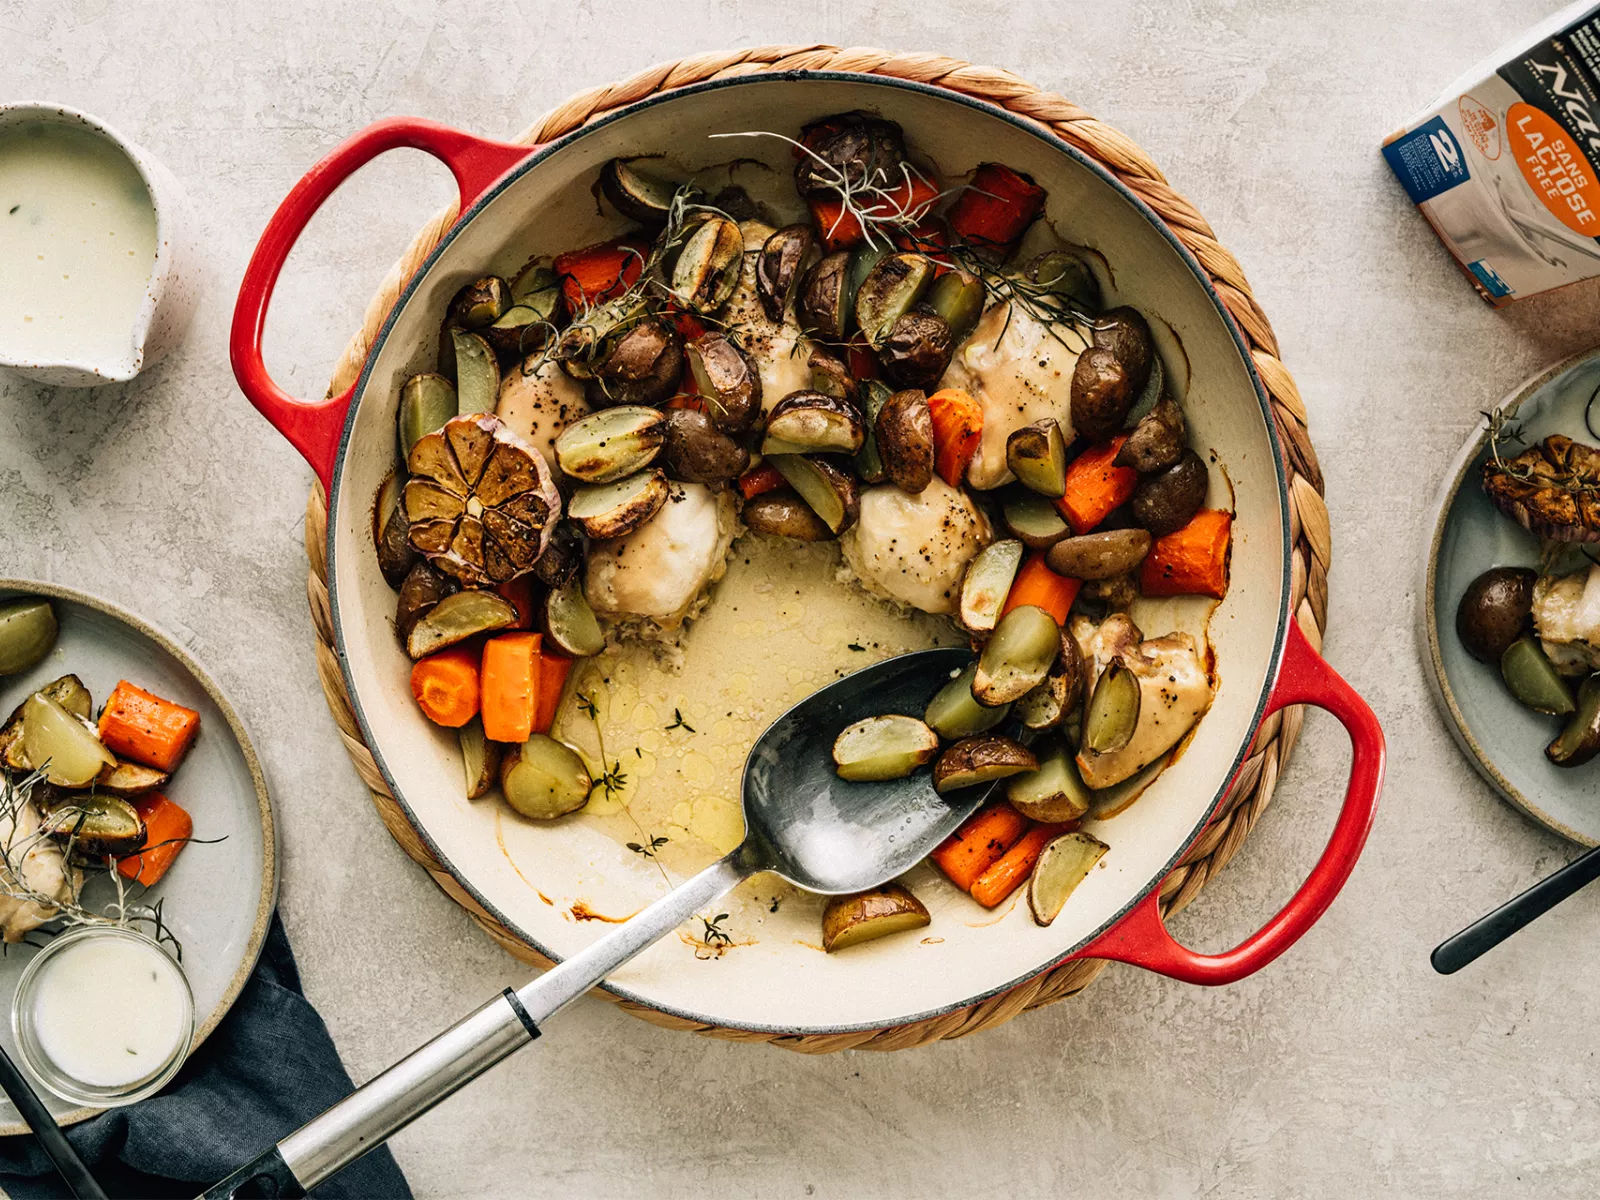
[
  {"xmin": 1482, "ymin": 402, "xmax": 1600, "ymax": 504},
  {"xmin": 626, "ymin": 835, "xmax": 670, "ymax": 858},
  {"xmin": 664, "ymin": 708, "xmax": 695, "ymax": 733},
  {"xmin": 700, "ymin": 912, "xmax": 732, "ymax": 947}
]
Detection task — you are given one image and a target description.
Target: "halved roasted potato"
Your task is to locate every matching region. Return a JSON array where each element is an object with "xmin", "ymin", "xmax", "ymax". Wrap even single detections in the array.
[
  {"xmin": 973, "ymin": 605, "xmax": 1061, "ymax": 706},
  {"xmin": 878, "ymin": 310, "xmax": 953, "ymax": 391},
  {"xmin": 923, "ymin": 270, "xmax": 985, "ymax": 341},
  {"xmin": 567, "ymin": 469, "xmax": 670, "ymax": 540},
  {"xmin": 856, "ymin": 253, "xmax": 935, "ymax": 348},
  {"xmin": 925, "ymin": 663, "xmax": 1012, "ymax": 739},
  {"xmin": 0, "ymin": 599, "xmax": 57, "ymax": 678},
  {"xmin": 807, "ymin": 347, "xmax": 858, "ymax": 404},
  {"xmin": 799, "ymin": 250, "xmax": 853, "ymax": 342},
  {"xmin": 448, "ymin": 276, "xmax": 509, "ymax": 330},
  {"xmin": 757, "ymin": 224, "xmax": 815, "ymax": 321},
  {"xmin": 1014, "ymin": 630, "xmax": 1084, "ymax": 730},
  {"xmin": 685, "ymin": 333, "xmax": 762, "ymax": 432},
  {"xmin": 831, "ymin": 715, "xmax": 939, "ymax": 781},
  {"xmin": 543, "ymin": 576, "xmax": 606, "ymax": 658},
  {"xmin": 1045, "ymin": 529, "xmax": 1152, "ymax": 580},
  {"xmin": 459, "ymin": 718, "xmax": 502, "ymax": 800},
  {"xmin": 933, "ymin": 736, "xmax": 1037, "ymax": 793},
  {"xmin": 397, "ymin": 374, "xmax": 459, "ymax": 459},
  {"xmin": 21, "ymin": 693, "xmax": 116, "ymax": 787},
  {"xmin": 661, "ymin": 408, "xmax": 749, "ymax": 484},
  {"xmin": 768, "ymin": 455, "xmax": 860, "ymax": 534},
  {"xmin": 875, "ymin": 389, "xmax": 935, "ymax": 494},
  {"xmin": 741, "ymin": 490, "xmax": 835, "ymax": 542},
  {"xmin": 1002, "ymin": 493, "xmax": 1072, "ymax": 549},
  {"xmin": 451, "ymin": 329, "xmax": 501, "ymax": 414},
  {"xmin": 405, "ymin": 590, "xmax": 519, "ymax": 660},
  {"xmin": 585, "ymin": 318, "xmax": 682, "ymax": 408},
  {"xmin": 958, "ymin": 539, "xmax": 1024, "ymax": 634},
  {"xmin": 1083, "ymin": 658, "xmax": 1140, "ymax": 753},
  {"xmin": 762, "ymin": 391, "xmax": 865, "ymax": 456},
  {"xmin": 396, "ymin": 560, "xmax": 455, "ymax": 645},
  {"xmin": 1006, "ymin": 743, "xmax": 1091, "ymax": 822},
  {"xmin": 0, "ymin": 674, "xmax": 90, "ymax": 769},
  {"xmin": 821, "ymin": 883, "xmax": 931, "ymax": 953},
  {"xmin": 598, "ymin": 158, "xmax": 680, "ymax": 226},
  {"xmin": 94, "ymin": 759, "xmax": 170, "ymax": 799},
  {"xmin": 553, "ymin": 406, "xmax": 666, "ymax": 484},
  {"xmin": 1028, "ymin": 831, "xmax": 1109, "ymax": 926},
  {"xmin": 500, "ymin": 735, "xmax": 591, "ymax": 820},
  {"xmin": 669, "ymin": 215, "xmax": 743, "ymax": 313},
  {"xmin": 43, "ymin": 795, "xmax": 147, "ymax": 858},
  {"xmin": 1006, "ymin": 419, "xmax": 1068, "ymax": 498}
]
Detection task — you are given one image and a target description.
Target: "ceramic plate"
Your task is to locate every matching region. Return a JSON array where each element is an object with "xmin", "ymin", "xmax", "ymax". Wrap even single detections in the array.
[
  {"xmin": 1423, "ymin": 346, "xmax": 1600, "ymax": 846},
  {"xmin": 0, "ymin": 580, "xmax": 276, "ymax": 1130}
]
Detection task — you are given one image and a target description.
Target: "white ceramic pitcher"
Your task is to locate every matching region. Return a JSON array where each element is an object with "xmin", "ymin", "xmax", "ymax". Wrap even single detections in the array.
[{"xmin": 0, "ymin": 103, "xmax": 200, "ymax": 387}]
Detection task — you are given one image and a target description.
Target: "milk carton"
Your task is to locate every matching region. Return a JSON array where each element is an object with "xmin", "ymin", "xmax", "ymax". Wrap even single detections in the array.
[{"xmin": 1383, "ymin": 1, "xmax": 1600, "ymax": 305}]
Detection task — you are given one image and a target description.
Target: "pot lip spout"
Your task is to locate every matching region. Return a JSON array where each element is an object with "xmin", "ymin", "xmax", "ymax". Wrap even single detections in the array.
[{"xmin": 0, "ymin": 101, "xmax": 185, "ymax": 384}]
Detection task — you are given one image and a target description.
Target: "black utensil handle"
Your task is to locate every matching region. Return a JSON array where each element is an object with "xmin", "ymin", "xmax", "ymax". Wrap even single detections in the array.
[
  {"xmin": 198, "ymin": 1146, "xmax": 304, "ymax": 1199},
  {"xmin": 0, "ymin": 1048, "xmax": 107, "ymax": 1200},
  {"xmin": 1433, "ymin": 844, "xmax": 1600, "ymax": 974}
]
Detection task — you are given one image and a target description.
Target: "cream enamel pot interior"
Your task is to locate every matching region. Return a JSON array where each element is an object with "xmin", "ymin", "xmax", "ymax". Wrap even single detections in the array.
[{"xmin": 231, "ymin": 74, "xmax": 1385, "ymax": 1034}]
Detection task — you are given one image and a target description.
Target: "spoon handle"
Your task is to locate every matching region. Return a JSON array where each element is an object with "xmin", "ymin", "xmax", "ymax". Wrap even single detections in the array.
[
  {"xmin": 200, "ymin": 850, "xmax": 755, "ymax": 1199},
  {"xmin": 1432, "ymin": 844, "xmax": 1600, "ymax": 975}
]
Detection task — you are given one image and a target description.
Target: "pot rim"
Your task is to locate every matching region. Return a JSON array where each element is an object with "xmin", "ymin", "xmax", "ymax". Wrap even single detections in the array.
[
  {"xmin": 326, "ymin": 71, "xmax": 1293, "ymax": 1034},
  {"xmin": 0, "ymin": 101, "xmax": 180, "ymax": 381}
]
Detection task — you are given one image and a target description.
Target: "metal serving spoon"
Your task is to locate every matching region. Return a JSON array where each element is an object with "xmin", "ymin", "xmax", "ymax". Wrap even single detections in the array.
[
  {"xmin": 1432, "ymin": 843, "xmax": 1600, "ymax": 974},
  {"xmin": 203, "ymin": 647, "xmax": 981, "ymax": 1198}
]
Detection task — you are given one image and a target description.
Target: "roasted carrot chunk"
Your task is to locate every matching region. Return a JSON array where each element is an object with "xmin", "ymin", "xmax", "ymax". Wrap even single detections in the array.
[
  {"xmin": 947, "ymin": 163, "xmax": 1046, "ymax": 253},
  {"xmin": 809, "ymin": 177, "xmax": 940, "ymax": 253},
  {"xmin": 480, "ymin": 632, "xmax": 541, "ymax": 744},
  {"xmin": 927, "ymin": 388, "xmax": 984, "ymax": 487},
  {"xmin": 930, "ymin": 800, "xmax": 1031, "ymax": 892},
  {"xmin": 737, "ymin": 463, "xmax": 785, "ymax": 500},
  {"xmin": 533, "ymin": 653, "xmax": 573, "ymax": 735},
  {"xmin": 115, "ymin": 792, "xmax": 193, "ymax": 888},
  {"xmin": 495, "ymin": 576, "xmax": 537, "ymax": 631},
  {"xmin": 1057, "ymin": 437, "xmax": 1138, "ymax": 535},
  {"xmin": 1000, "ymin": 553, "xmax": 1082, "ymax": 627},
  {"xmin": 553, "ymin": 238, "xmax": 646, "ymax": 311},
  {"xmin": 1140, "ymin": 510, "xmax": 1233, "ymax": 599},
  {"xmin": 97, "ymin": 682, "xmax": 200, "ymax": 773},
  {"xmin": 410, "ymin": 646, "xmax": 481, "ymax": 728},
  {"xmin": 970, "ymin": 821, "xmax": 1078, "ymax": 908}
]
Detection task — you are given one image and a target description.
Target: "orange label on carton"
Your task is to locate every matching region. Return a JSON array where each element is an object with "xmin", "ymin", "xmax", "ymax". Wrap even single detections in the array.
[
  {"xmin": 1460, "ymin": 96, "xmax": 1502, "ymax": 160},
  {"xmin": 1508, "ymin": 101, "xmax": 1600, "ymax": 235}
]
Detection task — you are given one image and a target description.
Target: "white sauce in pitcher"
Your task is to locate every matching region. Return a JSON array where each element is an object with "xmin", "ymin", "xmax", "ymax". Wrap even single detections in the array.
[
  {"xmin": 30, "ymin": 933, "xmax": 190, "ymax": 1088},
  {"xmin": 0, "ymin": 122, "xmax": 157, "ymax": 367}
]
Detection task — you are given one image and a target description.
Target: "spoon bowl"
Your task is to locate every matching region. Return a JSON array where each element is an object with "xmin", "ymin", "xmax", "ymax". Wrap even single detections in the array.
[{"xmin": 742, "ymin": 646, "xmax": 983, "ymax": 893}]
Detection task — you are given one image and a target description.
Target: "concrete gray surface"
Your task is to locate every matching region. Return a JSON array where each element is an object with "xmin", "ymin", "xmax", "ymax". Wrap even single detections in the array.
[{"xmin": 4, "ymin": 1, "xmax": 1600, "ymax": 1195}]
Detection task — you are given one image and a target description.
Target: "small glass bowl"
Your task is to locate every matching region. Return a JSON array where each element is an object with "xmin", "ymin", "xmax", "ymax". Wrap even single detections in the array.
[{"xmin": 12, "ymin": 925, "xmax": 195, "ymax": 1107}]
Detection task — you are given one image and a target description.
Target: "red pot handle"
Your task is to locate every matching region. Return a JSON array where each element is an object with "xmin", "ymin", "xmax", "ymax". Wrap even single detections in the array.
[
  {"xmin": 1076, "ymin": 618, "xmax": 1385, "ymax": 985},
  {"xmin": 230, "ymin": 118, "xmax": 534, "ymax": 492}
]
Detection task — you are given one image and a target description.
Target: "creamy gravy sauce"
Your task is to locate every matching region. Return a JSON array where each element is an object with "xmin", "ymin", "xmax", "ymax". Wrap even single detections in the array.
[
  {"xmin": 30, "ymin": 934, "xmax": 189, "ymax": 1088},
  {"xmin": 0, "ymin": 122, "xmax": 157, "ymax": 367}
]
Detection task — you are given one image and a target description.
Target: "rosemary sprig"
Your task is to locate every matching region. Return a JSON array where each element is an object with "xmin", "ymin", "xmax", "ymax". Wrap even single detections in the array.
[
  {"xmin": 0, "ymin": 766, "xmax": 195, "ymax": 956},
  {"xmin": 709, "ymin": 130, "xmax": 945, "ymax": 250}
]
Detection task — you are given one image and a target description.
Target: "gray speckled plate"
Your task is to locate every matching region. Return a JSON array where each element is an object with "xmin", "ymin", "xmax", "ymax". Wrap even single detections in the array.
[
  {"xmin": 1422, "ymin": 346, "xmax": 1600, "ymax": 846},
  {"xmin": 0, "ymin": 580, "xmax": 276, "ymax": 1132}
]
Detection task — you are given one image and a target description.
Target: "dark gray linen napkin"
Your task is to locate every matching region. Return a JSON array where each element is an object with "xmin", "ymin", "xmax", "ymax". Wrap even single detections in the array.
[{"xmin": 0, "ymin": 913, "xmax": 411, "ymax": 1199}]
